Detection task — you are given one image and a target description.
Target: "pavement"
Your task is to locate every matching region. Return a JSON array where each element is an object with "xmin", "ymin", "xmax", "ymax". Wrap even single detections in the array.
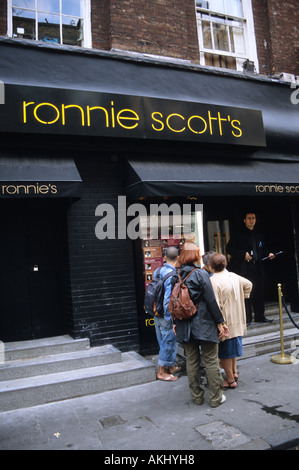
[{"xmin": 0, "ymin": 351, "xmax": 299, "ymax": 454}]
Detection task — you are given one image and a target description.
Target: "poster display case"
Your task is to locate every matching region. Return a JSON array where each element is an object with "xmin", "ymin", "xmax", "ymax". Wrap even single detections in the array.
[{"xmin": 140, "ymin": 205, "xmax": 205, "ymax": 294}]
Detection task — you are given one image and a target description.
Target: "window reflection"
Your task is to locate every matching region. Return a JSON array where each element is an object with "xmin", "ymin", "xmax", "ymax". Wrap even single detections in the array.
[
  {"xmin": 13, "ymin": 0, "xmax": 35, "ymax": 8},
  {"xmin": 12, "ymin": 0, "xmax": 84, "ymax": 46},
  {"xmin": 38, "ymin": 12, "xmax": 60, "ymax": 44},
  {"xmin": 62, "ymin": 17, "xmax": 83, "ymax": 45},
  {"xmin": 12, "ymin": 8, "xmax": 36, "ymax": 40},
  {"xmin": 197, "ymin": 0, "xmax": 244, "ymax": 17},
  {"xmin": 37, "ymin": 1, "xmax": 60, "ymax": 12},
  {"xmin": 62, "ymin": 0, "xmax": 82, "ymax": 17}
]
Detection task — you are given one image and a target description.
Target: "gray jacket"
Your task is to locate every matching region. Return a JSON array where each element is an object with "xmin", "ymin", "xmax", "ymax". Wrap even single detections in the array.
[{"xmin": 171, "ymin": 264, "xmax": 224, "ymax": 344}]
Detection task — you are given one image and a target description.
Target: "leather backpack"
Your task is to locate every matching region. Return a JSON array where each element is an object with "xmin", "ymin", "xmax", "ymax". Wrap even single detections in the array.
[{"xmin": 169, "ymin": 268, "xmax": 198, "ymax": 320}]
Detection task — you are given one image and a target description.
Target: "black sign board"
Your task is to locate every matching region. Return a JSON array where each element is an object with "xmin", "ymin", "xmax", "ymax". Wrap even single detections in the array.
[{"xmin": 0, "ymin": 84, "xmax": 266, "ymax": 147}]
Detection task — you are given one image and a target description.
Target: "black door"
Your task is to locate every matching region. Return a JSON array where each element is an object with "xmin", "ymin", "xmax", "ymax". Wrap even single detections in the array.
[{"xmin": 0, "ymin": 200, "xmax": 67, "ymax": 342}]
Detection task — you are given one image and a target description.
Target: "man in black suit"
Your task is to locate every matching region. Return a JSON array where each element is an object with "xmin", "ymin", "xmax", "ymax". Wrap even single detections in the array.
[{"xmin": 226, "ymin": 212, "xmax": 275, "ymax": 325}]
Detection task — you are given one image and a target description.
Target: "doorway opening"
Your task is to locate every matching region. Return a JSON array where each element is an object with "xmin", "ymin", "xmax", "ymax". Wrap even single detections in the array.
[{"xmin": 0, "ymin": 199, "xmax": 68, "ymax": 342}]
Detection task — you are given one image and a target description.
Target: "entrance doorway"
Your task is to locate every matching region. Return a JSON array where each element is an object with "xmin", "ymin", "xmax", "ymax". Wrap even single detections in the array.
[
  {"xmin": 203, "ymin": 196, "xmax": 299, "ymax": 311},
  {"xmin": 0, "ymin": 200, "xmax": 67, "ymax": 342}
]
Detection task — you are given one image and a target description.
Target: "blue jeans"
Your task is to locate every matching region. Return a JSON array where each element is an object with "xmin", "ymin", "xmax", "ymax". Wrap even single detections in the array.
[{"xmin": 154, "ymin": 316, "xmax": 178, "ymax": 367}]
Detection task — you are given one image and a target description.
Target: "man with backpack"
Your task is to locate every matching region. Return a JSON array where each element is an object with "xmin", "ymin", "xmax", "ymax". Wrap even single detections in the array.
[{"xmin": 153, "ymin": 246, "xmax": 180, "ymax": 381}]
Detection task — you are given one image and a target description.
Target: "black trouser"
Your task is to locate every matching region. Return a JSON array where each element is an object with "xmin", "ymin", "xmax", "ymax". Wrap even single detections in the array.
[{"xmin": 244, "ymin": 262, "xmax": 265, "ymax": 323}]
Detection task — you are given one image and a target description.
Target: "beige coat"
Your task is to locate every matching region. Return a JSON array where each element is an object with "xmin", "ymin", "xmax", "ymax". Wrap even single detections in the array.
[{"xmin": 210, "ymin": 269, "xmax": 252, "ymax": 339}]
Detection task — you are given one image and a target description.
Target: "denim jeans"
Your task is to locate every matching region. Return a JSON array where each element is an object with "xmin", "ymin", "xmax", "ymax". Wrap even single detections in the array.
[{"xmin": 154, "ymin": 316, "xmax": 178, "ymax": 367}]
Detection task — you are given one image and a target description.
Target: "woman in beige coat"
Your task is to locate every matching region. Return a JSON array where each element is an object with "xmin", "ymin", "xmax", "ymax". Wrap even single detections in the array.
[{"xmin": 209, "ymin": 253, "xmax": 252, "ymax": 389}]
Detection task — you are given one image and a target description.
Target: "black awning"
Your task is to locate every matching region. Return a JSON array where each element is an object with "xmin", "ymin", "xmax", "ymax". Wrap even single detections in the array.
[
  {"xmin": 0, "ymin": 155, "xmax": 82, "ymax": 198},
  {"xmin": 123, "ymin": 157, "xmax": 299, "ymax": 199},
  {"xmin": 1, "ymin": 41, "xmax": 299, "ymax": 156}
]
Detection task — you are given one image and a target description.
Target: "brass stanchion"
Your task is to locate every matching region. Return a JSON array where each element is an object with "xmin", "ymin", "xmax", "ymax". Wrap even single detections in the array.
[{"xmin": 271, "ymin": 284, "xmax": 294, "ymax": 364}]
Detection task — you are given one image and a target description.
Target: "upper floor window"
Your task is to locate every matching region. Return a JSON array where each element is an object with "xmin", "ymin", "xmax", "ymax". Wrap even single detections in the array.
[
  {"xmin": 9, "ymin": 0, "xmax": 91, "ymax": 48},
  {"xmin": 195, "ymin": 0, "xmax": 258, "ymax": 71}
]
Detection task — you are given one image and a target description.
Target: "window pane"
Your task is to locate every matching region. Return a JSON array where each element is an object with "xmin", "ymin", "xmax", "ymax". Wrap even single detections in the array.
[
  {"xmin": 62, "ymin": 17, "xmax": 83, "ymax": 45},
  {"xmin": 195, "ymin": 1, "xmax": 210, "ymax": 8},
  {"xmin": 62, "ymin": 0, "xmax": 82, "ymax": 17},
  {"xmin": 202, "ymin": 21, "xmax": 213, "ymax": 49},
  {"xmin": 230, "ymin": 25, "xmax": 245, "ymax": 54},
  {"xmin": 227, "ymin": 0, "xmax": 243, "ymax": 17},
  {"xmin": 13, "ymin": 0, "xmax": 35, "ymax": 8},
  {"xmin": 205, "ymin": 0, "xmax": 243, "ymax": 17},
  {"xmin": 13, "ymin": 8, "xmax": 36, "ymax": 40},
  {"xmin": 209, "ymin": 0, "xmax": 225, "ymax": 13},
  {"xmin": 37, "ymin": 0, "xmax": 60, "ymax": 13},
  {"xmin": 213, "ymin": 23, "xmax": 229, "ymax": 51},
  {"xmin": 38, "ymin": 12, "xmax": 60, "ymax": 43}
]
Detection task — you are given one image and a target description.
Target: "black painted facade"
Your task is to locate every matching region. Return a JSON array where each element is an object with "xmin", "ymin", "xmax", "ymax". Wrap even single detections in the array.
[{"xmin": 0, "ymin": 40, "xmax": 298, "ymax": 354}]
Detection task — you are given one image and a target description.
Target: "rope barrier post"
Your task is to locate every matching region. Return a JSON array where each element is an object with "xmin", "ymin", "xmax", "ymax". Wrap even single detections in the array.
[{"xmin": 271, "ymin": 284, "xmax": 294, "ymax": 364}]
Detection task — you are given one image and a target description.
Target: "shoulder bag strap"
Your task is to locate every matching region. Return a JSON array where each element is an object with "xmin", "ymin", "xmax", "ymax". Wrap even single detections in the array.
[
  {"xmin": 162, "ymin": 270, "xmax": 175, "ymax": 282},
  {"xmin": 181, "ymin": 267, "xmax": 198, "ymax": 283}
]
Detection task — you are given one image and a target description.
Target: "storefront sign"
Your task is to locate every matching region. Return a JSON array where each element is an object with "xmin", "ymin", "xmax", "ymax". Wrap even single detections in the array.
[
  {"xmin": 0, "ymin": 181, "xmax": 81, "ymax": 198},
  {"xmin": 0, "ymin": 182, "xmax": 58, "ymax": 196},
  {"xmin": 0, "ymin": 84, "xmax": 266, "ymax": 147},
  {"xmin": 255, "ymin": 184, "xmax": 299, "ymax": 194}
]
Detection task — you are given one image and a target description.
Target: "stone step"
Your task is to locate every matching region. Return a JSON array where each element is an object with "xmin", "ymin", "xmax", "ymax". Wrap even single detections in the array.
[
  {"xmin": 238, "ymin": 302, "xmax": 299, "ymax": 357},
  {"xmin": 176, "ymin": 305, "xmax": 299, "ymax": 360},
  {"xmin": 242, "ymin": 327, "xmax": 299, "ymax": 359},
  {"xmin": 0, "ymin": 351, "xmax": 156, "ymax": 412},
  {"xmin": 0, "ymin": 335, "xmax": 156, "ymax": 412},
  {"xmin": 264, "ymin": 303, "xmax": 287, "ymax": 316},
  {"xmin": 245, "ymin": 313, "xmax": 299, "ymax": 338},
  {"xmin": 243, "ymin": 301, "xmax": 299, "ymax": 357},
  {"xmin": 0, "ymin": 344, "xmax": 121, "ymax": 381},
  {"xmin": 4, "ymin": 335, "xmax": 90, "ymax": 361}
]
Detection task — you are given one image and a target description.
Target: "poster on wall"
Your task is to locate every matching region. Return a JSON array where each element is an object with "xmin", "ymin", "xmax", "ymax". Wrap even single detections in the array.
[
  {"xmin": 142, "ymin": 240, "xmax": 163, "ymax": 288},
  {"xmin": 140, "ymin": 206, "xmax": 205, "ymax": 331},
  {"xmin": 142, "ymin": 235, "xmax": 198, "ymax": 289}
]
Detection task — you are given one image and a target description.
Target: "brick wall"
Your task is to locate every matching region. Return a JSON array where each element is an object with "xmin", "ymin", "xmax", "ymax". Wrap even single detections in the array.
[
  {"xmin": 67, "ymin": 154, "xmax": 140, "ymax": 351},
  {"xmin": 2, "ymin": 0, "xmax": 298, "ymax": 76},
  {"xmin": 91, "ymin": 0, "xmax": 111, "ymax": 51},
  {"xmin": 267, "ymin": 0, "xmax": 299, "ymax": 76},
  {"xmin": 0, "ymin": 2, "xmax": 6, "ymax": 36},
  {"xmin": 95, "ymin": 0, "xmax": 200, "ymax": 62},
  {"xmin": 252, "ymin": 0, "xmax": 299, "ymax": 76},
  {"xmin": 251, "ymin": 0, "xmax": 273, "ymax": 75}
]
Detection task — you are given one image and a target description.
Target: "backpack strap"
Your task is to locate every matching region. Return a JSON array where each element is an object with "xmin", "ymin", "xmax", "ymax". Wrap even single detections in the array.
[
  {"xmin": 156, "ymin": 267, "xmax": 175, "ymax": 283},
  {"xmin": 162, "ymin": 270, "xmax": 175, "ymax": 282},
  {"xmin": 155, "ymin": 267, "xmax": 163, "ymax": 278},
  {"xmin": 180, "ymin": 267, "xmax": 198, "ymax": 283}
]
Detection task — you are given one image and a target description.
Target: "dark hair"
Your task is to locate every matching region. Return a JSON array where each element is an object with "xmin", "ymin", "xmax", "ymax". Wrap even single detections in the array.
[
  {"xmin": 243, "ymin": 211, "xmax": 256, "ymax": 219},
  {"xmin": 202, "ymin": 251, "xmax": 215, "ymax": 266},
  {"xmin": 178, "ymin": 242, "xmax": 201, "ymax": 266},
  {"xmin": 165, "ymin": 246, "xmax": 179, "ymax": 261},
  {"xmin": 209, "ymin": 253, "xmax": 227, "ymax": 272}
]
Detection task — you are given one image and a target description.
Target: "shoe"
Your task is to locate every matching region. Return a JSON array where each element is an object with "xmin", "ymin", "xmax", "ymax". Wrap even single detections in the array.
[
  {"xmin": 223, "ymin": 380, "xmax": 237, "ymax": 390},
  {"xmin": 156, "ymin": 373, "xmax": 178, "ymax": 381},
  {"xmin": 211, "ymin": 394, "xmax": 226, "ymax": 408},
  {"xmin": 220, "ymin": 394, "xmax": 226, "ymax": 404}
]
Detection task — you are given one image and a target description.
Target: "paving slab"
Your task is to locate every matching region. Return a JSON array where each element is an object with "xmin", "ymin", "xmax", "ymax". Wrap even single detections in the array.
[{"xmin": 0, "ymin": 352, "xmax": 299, "ymax": 452}]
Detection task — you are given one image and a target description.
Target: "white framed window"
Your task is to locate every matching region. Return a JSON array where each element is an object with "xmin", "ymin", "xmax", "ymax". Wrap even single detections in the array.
[
  {"xmin": 195, "ymin": 0, "xmax": 259, "ymax": 72},
  {"xmin": 8, "ymin": 0, "xmax": 91, "ymax": 48}
]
